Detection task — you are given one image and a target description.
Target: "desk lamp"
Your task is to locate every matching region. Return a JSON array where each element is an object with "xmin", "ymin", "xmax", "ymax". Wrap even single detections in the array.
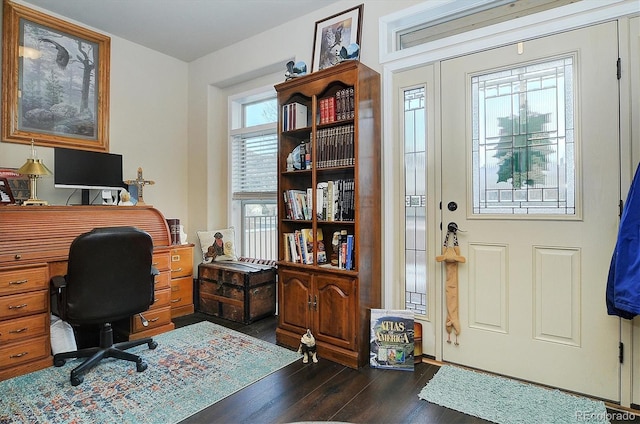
[{"xmin": 17, "ymin": 140, "xmax": 52, "ymax": 206}]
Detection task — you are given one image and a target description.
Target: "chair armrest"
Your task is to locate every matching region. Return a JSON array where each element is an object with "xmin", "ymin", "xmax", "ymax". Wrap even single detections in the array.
[
  {"xmin": 50, "ymin": 275, "xmax": 68, "ymax": 318},
  {"xmin": 51, "ymin": 275, "xmax": 67, "ymax": 289}
]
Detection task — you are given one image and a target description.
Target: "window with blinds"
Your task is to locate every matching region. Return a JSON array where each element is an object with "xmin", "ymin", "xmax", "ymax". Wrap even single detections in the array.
[
  {"xmin": 231, "ymin": 132, "xmax": 278, "ymax": 199},
  {"xmin": 229, "ymin": 92, "xmax": 278, "ymax": 260}
]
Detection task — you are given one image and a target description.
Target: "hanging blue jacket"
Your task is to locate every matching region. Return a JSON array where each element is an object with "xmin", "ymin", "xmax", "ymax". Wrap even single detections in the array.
[{"xmin": 607, "ymin": 164, "xmax": 640, "ymax": 319}]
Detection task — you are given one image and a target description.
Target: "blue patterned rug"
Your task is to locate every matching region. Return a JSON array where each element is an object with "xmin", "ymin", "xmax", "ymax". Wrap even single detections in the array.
[
  {"xmin": 419, "ymin": 365, "xmax": 610, "ymax": 424},
  {"xmin": 0, "ymin": 321, "xmax": 299, "ymax": 423}
]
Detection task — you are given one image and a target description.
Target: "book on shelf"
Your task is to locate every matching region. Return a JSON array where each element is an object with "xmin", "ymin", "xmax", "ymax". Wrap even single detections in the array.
[
  {"xmin": 282, "ymin": 102, "xmax": 308, "ymax": 131},
  {"xmin": 283, "ymin": 189, "xmax": 311, "ymax": 220},
  {"xmin": 316, "ymin": 179, "xmax": 354, "ymax": 221},
  {"xmin": 319, "ymin": 87, "xmax": 355, "ymax": 124},
  {"xmin": 316, "ymin": 124, "xmax": 354, "ymax": 168},
  {"xmin": 282, "ymin": 228, "xmax": 325, "ymax": 265}
]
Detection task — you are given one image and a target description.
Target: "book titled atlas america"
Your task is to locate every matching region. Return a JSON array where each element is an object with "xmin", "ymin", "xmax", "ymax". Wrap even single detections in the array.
[{"xmin": 370, "ymin": 309, "xmax": 415, "ymax": 371}]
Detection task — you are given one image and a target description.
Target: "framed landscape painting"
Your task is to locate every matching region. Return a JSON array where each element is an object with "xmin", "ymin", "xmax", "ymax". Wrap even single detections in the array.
[{"xmin": 1, "ymin": 1, "xmax": 111, "ymax": 151}]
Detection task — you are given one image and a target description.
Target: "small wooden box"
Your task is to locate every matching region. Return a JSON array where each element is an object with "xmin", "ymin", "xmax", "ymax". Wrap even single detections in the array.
[{"xmin": 198, "ymin": 261, "xmax": 276, "ymax": 324}]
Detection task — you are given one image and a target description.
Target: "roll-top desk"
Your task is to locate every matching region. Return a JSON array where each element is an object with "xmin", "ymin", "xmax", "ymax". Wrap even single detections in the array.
[{"xmin": 0, "ymin": 205, "xmax": 176, "ymax": 380}]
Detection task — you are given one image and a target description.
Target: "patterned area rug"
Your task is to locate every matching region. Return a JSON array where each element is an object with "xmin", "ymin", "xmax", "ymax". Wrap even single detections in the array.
[
  {"xmin": 0, "ymin": 321, "xmax": 299, "ymax": 423},
  {"xmin": 419, "ymin": 365, "xmax": 610, "ymax": 424}
]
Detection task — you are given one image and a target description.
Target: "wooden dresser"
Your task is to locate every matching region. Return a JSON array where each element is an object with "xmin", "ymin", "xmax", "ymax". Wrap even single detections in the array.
[{"xmin": 0, "ymin": 205, "xmax": 177, "ymax": 380}]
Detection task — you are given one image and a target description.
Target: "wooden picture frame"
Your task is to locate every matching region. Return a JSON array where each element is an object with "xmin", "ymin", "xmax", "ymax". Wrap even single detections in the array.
[
  {"xmin": 0, "ymin": 178, "xmax": 15, "ymax": 205},
  {"xmin": 311, "ymin": 4, "xmax": 363, "ymax": 72},
  {"xmin": 1, "ymin": 1, "xmax": 111, "ymax": 152}
]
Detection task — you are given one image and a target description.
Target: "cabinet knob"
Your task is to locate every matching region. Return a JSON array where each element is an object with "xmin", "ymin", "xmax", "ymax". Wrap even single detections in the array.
[{"xmin": 14, "ymin": 254, "xmax": 21, "ymax": 260}]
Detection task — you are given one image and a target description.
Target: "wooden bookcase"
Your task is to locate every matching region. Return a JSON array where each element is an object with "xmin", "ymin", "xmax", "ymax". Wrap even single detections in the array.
[{"xmin": 274, "ymin": 61, "xmax": 381, "ymax": 369}]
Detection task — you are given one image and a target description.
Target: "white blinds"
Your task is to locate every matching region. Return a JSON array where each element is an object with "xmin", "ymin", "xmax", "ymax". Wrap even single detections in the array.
[{"xmin": 231, "ymin": 132, "xmax": 278, "ymax": 200}]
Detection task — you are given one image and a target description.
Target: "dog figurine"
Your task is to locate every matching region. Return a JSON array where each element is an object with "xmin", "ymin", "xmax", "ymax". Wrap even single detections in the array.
[{"xmin": 297, "ymin": 329, "xmax": 318, "ymax": 363}]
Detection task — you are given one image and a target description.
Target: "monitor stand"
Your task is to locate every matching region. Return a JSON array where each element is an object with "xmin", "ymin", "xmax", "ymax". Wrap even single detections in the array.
[{"xmin": 81, "ymin": 189, "xmax": 90, "ymax": 205}]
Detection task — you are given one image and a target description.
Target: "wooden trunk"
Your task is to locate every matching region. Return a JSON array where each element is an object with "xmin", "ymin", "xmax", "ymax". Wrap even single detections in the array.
[{"xmin": 198, "ymin": 262, "xmax": 276, "ymax": 324}]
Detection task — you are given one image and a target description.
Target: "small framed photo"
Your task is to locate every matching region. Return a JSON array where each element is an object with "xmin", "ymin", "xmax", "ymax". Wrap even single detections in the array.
[
  {"xmin": 311, "ymin": 4, "xmax": 363, "ymax": 72},
  {"xmin": 0, "ymin": 178, "xmax": 16, "ymax": 205}
]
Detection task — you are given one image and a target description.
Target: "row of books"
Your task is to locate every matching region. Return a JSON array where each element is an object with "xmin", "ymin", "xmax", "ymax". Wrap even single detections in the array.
[
  {"xmin": 283, "ymin": 189, "xmax": 312, "ymax": 220},
  {"xmin": 283, "ymin": 178, "xmax": 355, "ymax": 222},
  {"xmin": 282, "ymin": 102, "xmax": 308, "ymax": 131},
  {"xmin": 283, "ymin": 228, "xmax": 327, "ymax": 265},
  {"xmin": 317, "ymin": 179, "xmax": 354, "ymax": 222},
  {"xmin": 316, "ymin": 124, "xmax": 354, "ymax": 168},
  {"xmin": 318, "ymin": 87, "xmax": 355, "ymax": 124}
]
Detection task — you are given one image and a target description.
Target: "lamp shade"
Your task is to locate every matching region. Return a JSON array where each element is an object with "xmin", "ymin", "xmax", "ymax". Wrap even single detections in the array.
[{"xmin": 18, "ymin": 158, "xmax": 52, "ymax": 176}]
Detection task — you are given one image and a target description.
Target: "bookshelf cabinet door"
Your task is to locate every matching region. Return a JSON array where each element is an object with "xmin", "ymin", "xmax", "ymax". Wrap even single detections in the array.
[
  {"xmin": 278, "ymin": 268, "xmax": 312, "ymax": 334},
  {"xmin": 314, "ymin": 273, "xmax": 356, "ymax": 350}
]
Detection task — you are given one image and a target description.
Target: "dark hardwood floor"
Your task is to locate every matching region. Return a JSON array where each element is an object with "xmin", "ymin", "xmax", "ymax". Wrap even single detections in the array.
[{"xmin": 173, "ymin": 313, "xmax": 639, "ymax": 424}]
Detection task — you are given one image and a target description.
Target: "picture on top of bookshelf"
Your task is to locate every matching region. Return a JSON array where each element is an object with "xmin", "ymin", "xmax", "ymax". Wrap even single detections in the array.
[
  {"xmin": 316, "ymin": 178, "xmax": 354, "ymax": 222},
  {"xmin": 316, "ymin": 124, "xmax": 354, "ymax": 168},
  {"xmin": 318, "ymin": 86, "xmax": 355, "ymax": 125},
  {"xmin": 282, "ymin": 101, "xmax": 310, "ymax": 131}
]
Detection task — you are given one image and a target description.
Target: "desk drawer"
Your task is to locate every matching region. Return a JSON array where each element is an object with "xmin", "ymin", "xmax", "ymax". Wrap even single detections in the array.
[
  {"xmin": 150, "ymin": 287, "xmax": 171, "ymax": 310},
  {"xmin": 0, "ymin": 290, "xmax": 48, "ymax": 320},
  {"xmin": 132, "ymin": 306, "xmax": 172, "ymax": 333},
  {"xmin": 0, "ymin": 313, "xmax": 48, "ymax": 344},
  {"xmin": 0, "ymin": 335, "xmax": 50, "ymax": 369},
  {"xmin": 170, "ymin": 247, "xmax": 193, "ymax": 278},
  {"xmin": 0, "ymin": 266, "xmax": 47, "ymax": 296},
  {"xmin": 153, "ymin": 253, "xmax": 171, "ymax": 272},
  {"xmin": 154, "ymin": 271, "xmax": 170, "ymax": 290},
  {"xmin": 171, "ymin": 276, "xmax": 193, "ymax": 309}
]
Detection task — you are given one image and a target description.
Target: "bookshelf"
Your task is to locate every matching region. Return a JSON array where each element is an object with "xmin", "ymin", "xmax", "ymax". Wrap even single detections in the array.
[{"xmin": 275, "ymin": 61, "xmax": 381, "ymax": 368}]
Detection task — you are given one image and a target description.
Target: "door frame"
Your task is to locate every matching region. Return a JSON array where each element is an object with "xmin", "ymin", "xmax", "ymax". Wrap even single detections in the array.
[{"xmin": 381, "ymin": 0, "xmax": 638, "ymax": 407}]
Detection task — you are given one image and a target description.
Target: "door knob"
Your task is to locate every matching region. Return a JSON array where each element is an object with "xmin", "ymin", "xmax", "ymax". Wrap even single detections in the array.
[{"xmin": 447, "ymin": 222, "xmax": 459, "ymax": 233}]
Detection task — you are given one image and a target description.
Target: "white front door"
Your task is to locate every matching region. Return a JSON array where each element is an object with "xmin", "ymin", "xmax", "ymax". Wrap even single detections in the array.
[{"xmin": 440, "ymin": 22, "xmax": 621, "ymax": 400}]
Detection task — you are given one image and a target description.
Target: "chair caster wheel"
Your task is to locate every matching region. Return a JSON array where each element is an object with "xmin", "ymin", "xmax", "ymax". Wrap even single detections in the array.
[
  {"xmin": 70, "ymin": 375, "xmax": 83, "ymax": 386},
  {"xmin": 136, "ymin": 360, "xmax": 148, "ymax": 372},
  {"xmin": 54, "ymin": 358, "xmax": 66, "ymax": 367},
  {"xmin": 148, "ymin": 340, "xmax": 158, "ymax": 350}
]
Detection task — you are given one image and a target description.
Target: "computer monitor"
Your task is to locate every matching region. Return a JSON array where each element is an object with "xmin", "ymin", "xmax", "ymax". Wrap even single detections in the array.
[{"xmin": 54, "ymin": 147, "xmax": 124, "ymax": 205}]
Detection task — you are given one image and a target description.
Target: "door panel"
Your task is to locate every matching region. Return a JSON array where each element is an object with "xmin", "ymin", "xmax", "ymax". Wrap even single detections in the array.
[
  {"xmin": 278, "ymin": 269, "xmax": 311, "ymax": 334},
  {"xmin": 440, "ymin": 22, "xmax": 620, "ymax": 400}
]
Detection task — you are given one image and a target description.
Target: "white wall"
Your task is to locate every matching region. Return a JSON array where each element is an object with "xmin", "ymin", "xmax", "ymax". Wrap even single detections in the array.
[
  {"xmin": 186, "ymin": 0, "xmax": 422, "ymax": 243},
  {"xmin": 0, "ymin": 1, "xmax": 189, "ymax": 226}
]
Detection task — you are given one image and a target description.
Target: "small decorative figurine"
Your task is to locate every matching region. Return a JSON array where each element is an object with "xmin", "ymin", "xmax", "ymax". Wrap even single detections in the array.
[
  {"xmin": 297, "ymin": 329, "xmax": 318, "ymax": 363},
  {"xmin": 285, "ymin": 60, "xmax": 307, "ymax": 80},
  {"xmin": 338, "ymin": 43, "xmax": 360, "ymax": 63},
  {"xmin": 118, "ymin": 189, "xmax": 134, "ymax": 206},
  {"xmin": 286, "ymin": 153, "xmax": 294, "ymax": 171}
]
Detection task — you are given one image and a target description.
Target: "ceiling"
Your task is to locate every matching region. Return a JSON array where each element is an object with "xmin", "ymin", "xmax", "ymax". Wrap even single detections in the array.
[{"xmin": 23, "ymin": 0, "xmax": 340, "ymax": 62}]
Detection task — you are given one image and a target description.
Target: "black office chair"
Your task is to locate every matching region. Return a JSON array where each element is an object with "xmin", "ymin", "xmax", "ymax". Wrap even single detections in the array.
[{"xmin": 51, "ymin": 226, "xmax": 159, "ymax": 386}]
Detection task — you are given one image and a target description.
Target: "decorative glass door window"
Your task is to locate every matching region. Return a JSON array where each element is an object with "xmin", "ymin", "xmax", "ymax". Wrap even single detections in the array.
[
  {"xmin": 471, "ymin": 57, "xmax": 575, "ymax": 216},
  {"xmin": 404, "ymin": 87, "xmax": 427, "ymax": 315}
]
